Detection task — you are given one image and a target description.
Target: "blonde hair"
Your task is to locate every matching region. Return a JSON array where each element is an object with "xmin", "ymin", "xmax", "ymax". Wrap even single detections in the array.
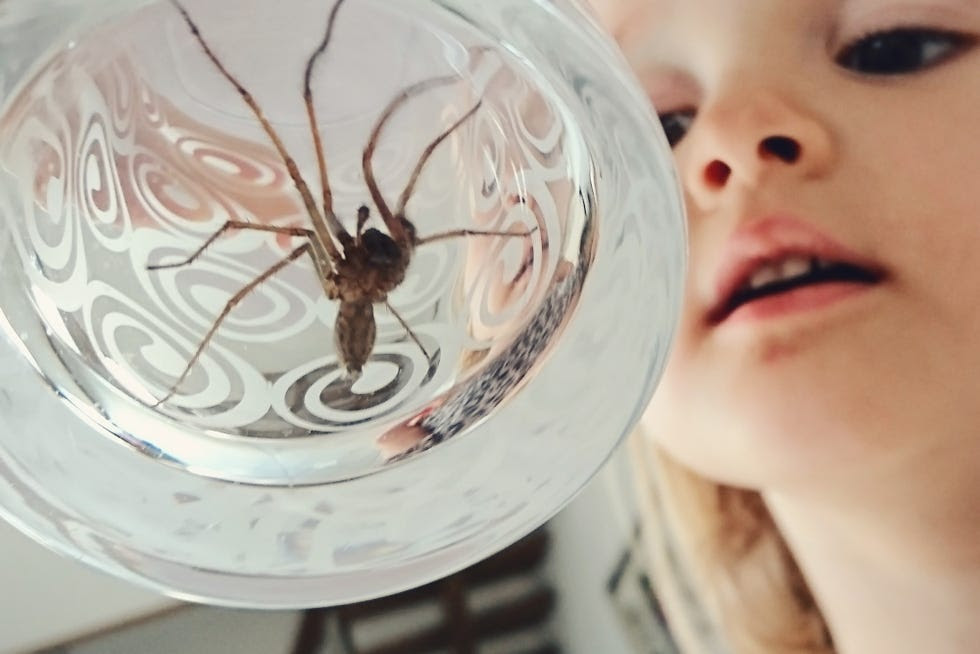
[{"xmin": 628, "ymin": 432, "xmax": 834, "ymax": 654}]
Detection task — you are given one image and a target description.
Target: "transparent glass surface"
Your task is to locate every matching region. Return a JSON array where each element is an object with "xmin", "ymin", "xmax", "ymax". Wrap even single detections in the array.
[{"xmin": 0, "ymin": 0, "xmax": 685, "ymax": 607}]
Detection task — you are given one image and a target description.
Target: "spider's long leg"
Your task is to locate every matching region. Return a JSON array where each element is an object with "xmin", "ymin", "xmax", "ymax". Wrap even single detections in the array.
[
  {"xmin": 169, "ymin": 0, "xmax": 343, "ymax": 263},
  {"xmin": 385, "ymin": 300, "xmax": 431, "ymax": 362},
  {"xmin": 147, "ymin": 221, "xmax": 314, "ymax": 271},
  {"xmin": 415, "ymin": 226, "xmax": 537, "ymax": 247},
  {"xmin": 394, "ymin": 100, "xmax": 482, "ymax": 217},
  {"xmin": 303, "ymin": 0, "xmax": 353, "ymax": 247},
  {"xmin": 362, "ymin": 74, "xmax": 461, "ymax": 244},
  {"xmin": 153, "ymin": 242, "xmax": 313, "ymax": 406}
]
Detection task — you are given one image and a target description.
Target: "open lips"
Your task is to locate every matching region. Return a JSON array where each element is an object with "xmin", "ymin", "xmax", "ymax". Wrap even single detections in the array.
[{"xmin": 707, "ymin": 253, "xmax": 884, "ymax": 325}]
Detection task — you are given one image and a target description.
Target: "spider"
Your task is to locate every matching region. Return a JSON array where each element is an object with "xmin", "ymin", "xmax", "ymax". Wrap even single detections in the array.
[{"xmin": 149, "ymin": 0, "xmax": 535, "ymax": 405}]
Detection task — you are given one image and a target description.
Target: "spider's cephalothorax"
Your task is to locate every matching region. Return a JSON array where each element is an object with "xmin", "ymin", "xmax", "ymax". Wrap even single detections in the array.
[
  {"xmin": 328, "ymin": 212, "xmax": 414, "ymax": 305},
  {"xmin": 149, "ymin": 0, "xmax": 534, "ymax": 405}
]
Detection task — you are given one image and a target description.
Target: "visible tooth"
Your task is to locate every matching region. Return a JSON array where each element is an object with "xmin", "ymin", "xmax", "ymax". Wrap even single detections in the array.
[
  {"xmin": 748, "ymin": 263, "xmax": 780, "ymax": 289},
  {"xmin": 780, "ymin": 256, "xmax": 811, "ymax": 280}
]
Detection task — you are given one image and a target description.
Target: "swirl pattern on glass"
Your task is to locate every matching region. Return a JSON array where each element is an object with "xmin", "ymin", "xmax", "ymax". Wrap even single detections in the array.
[{"xmin": 0, "ymin": 3, "xmax": 581, "ymax": 455}]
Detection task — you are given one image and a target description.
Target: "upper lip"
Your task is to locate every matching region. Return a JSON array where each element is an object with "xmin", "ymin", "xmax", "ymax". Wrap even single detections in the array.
[{"xmin": 706, "ymin": 216, "xmax": 886, "ymax": 324}]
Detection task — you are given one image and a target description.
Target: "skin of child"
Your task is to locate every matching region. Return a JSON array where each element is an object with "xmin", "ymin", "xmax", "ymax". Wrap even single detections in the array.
[{"xmin": 585, "ymin": 1, "xmax": 980, "ymax": 652}]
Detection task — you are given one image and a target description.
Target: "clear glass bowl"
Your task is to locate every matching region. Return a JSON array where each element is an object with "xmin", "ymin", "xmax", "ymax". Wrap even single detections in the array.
[{"xmin": 0, "ymin": 0, "xmax": 685, "ymax": 607}]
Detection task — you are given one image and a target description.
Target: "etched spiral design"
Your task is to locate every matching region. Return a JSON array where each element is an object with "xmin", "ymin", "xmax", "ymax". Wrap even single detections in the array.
[{"xmin": 0, "ymin": 15, "xmax": 572, "ymax": 438}]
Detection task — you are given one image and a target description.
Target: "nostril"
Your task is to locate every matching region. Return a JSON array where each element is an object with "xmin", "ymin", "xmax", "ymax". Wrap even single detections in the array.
[
  {"xmin": 705, "ymin": 160, "xmax": 731, "ymax": 187},
  {"xmin": 760, "ymin": 135, "xmax": 801, "ymax": 163}
]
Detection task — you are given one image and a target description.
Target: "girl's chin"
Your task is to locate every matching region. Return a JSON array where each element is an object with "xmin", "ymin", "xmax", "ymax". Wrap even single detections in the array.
[
  {"xmin": 643, "ymin": 361, "xmax": 913, "ymax": 487},
  {"xmin": 649, "ymin": 404, "xmax": 874, "ymax": 491}
]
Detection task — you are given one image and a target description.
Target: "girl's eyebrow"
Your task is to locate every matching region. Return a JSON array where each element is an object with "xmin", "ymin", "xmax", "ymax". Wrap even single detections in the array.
[{"xmin": 838, "ymin": 0, "xmax": 980, "ymax": 27}]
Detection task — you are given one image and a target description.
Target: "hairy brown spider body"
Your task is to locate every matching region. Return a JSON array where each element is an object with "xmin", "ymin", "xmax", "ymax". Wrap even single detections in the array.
[
  {"xmin": 324, "ymin": 216, "xmax": 415, "ymax": 375},
  {"xmin": 333, "ymin": 300, "xmax": 375, "ymax": 377},
  {"xmin": 326, "ymin": 226, "xmax": 413, "ymax": 304},
  {"xmin": 148, "ymin": 0, "xmax": 533, "ymax": 404}
]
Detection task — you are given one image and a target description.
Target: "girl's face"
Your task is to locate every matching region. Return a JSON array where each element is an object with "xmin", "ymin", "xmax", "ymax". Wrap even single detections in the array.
[{"xmin": 588, "ymin": 0, "xmax": 980, "ymax": 491}]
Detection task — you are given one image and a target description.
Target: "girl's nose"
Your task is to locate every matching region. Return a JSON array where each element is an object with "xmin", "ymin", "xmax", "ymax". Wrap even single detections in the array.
[{"xmin": 680, "ymin": 86, "xmax": 835, "ymax": 210}]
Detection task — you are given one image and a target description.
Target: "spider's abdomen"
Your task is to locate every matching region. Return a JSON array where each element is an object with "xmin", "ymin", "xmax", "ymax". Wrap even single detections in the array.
[{"xmin": 334, "ymin": 300, "xmax": 375, "ymax": 377}]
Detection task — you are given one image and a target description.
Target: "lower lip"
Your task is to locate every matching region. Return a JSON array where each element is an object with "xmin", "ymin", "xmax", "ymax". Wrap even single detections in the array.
[{"xmin": 719, "ymin": 282, "xmax": 876, "ymax": 325}]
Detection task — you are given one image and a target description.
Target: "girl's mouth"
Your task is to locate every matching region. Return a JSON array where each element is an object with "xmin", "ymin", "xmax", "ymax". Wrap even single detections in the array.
[
  {"xmin": 707, "ymin": 255, "xmax": 882, "ymax": 324},
  {"xmin": 706, "ymin": 217, "xmax": 887, "ymax": 326}
]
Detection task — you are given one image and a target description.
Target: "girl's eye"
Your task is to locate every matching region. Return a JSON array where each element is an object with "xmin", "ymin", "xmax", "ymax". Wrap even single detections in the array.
[
  {"xmin": 659, "ymin": 109, "xmax": 696, "ymax": 147},
  {"xmin": 835, "ymin": 28, "xmax": 976, "ymax": 75}
]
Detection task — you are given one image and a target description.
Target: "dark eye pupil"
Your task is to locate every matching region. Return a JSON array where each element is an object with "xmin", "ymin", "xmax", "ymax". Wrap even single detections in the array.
[
  {"xmin": 837, "ymin": 29, "xmax": 968, "ymax": 75},
  {"xmin": 846, "ymin": 31, "xmax": 925, "ymax": 73},
  {"xmin": 660, "ymin": 110, "xmax": 695, "ymax": 147}
]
